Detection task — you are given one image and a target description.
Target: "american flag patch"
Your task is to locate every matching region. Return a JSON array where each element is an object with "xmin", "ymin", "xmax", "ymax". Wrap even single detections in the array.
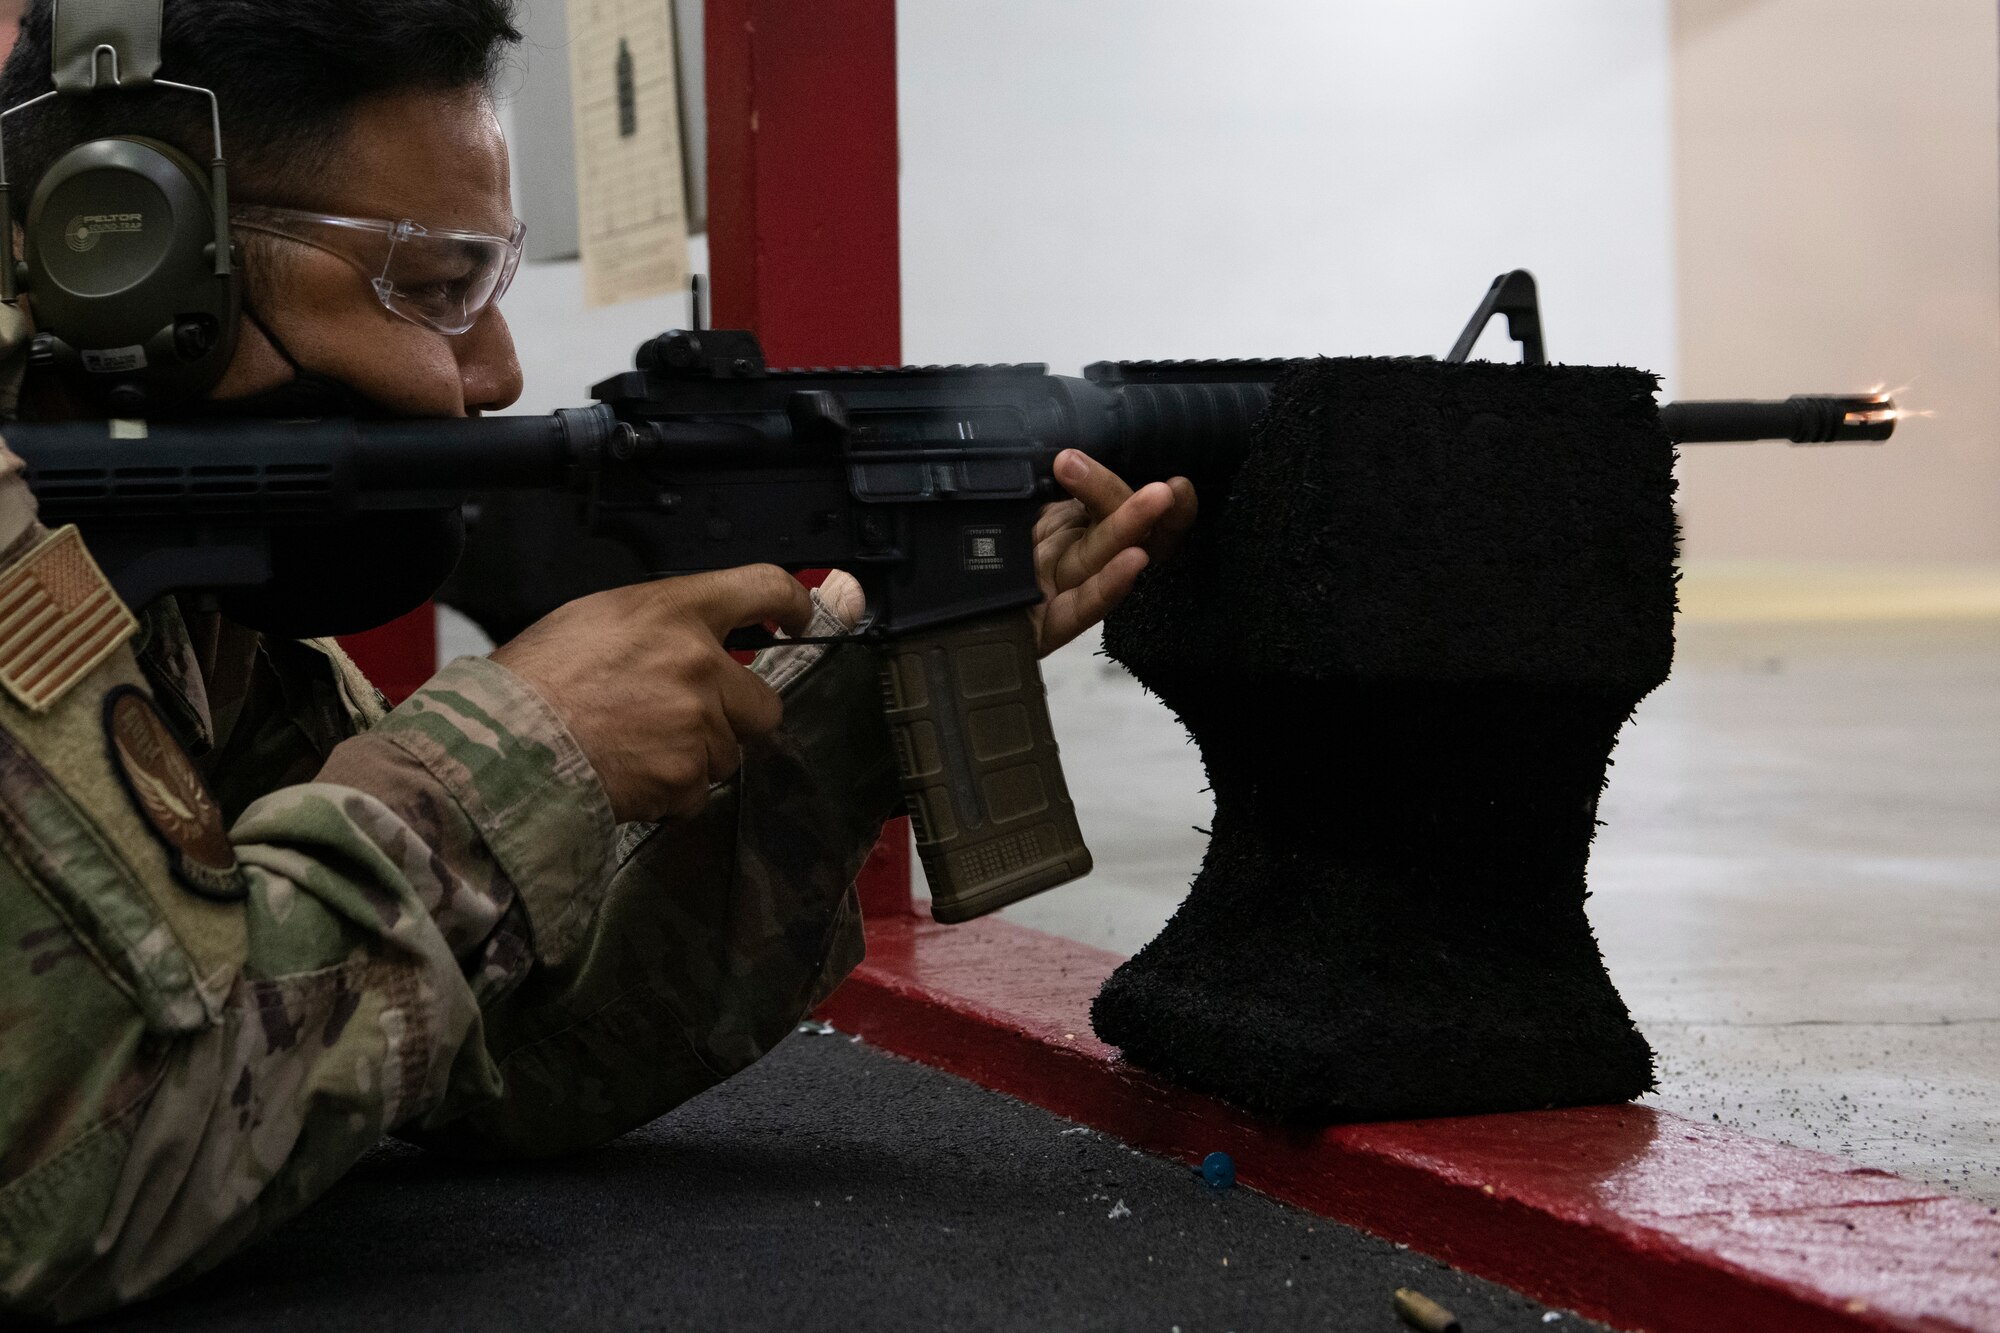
[{"xmin": 0, "ymin": 526, "xmax": 137, "ymax": 713}]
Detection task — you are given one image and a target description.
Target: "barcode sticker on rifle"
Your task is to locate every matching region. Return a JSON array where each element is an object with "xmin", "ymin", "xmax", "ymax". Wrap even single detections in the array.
[
  {"xmin": 567, "ymin": 0, "xmax": 691, "ymax": 309},
  {"xmin": 963, "ymin": 527, "xmax": 1007, "ymax": 572}
]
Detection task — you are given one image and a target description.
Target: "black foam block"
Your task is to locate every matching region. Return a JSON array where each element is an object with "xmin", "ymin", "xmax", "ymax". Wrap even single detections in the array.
[{"xmin": 1092, "ymin": 355, "xmax": 1676, "ymax": 1121}]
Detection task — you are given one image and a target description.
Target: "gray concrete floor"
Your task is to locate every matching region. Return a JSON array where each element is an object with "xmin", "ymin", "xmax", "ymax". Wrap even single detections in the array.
[{"xmin": 1009, "ymin": 589, "xmax": 2000, "ymax": 1206}]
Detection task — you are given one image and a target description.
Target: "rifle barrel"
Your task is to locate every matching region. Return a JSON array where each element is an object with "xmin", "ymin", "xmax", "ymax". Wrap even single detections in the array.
[{"xmin": 1659, "ymin": 394, "xmax": 1896, "ymax": 445}]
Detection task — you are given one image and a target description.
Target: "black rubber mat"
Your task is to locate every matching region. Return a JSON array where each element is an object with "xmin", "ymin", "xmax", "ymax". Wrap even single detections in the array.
[{"xmin": 99, "ymin": 1032, "xmax": 1614, "ymax": 1331}]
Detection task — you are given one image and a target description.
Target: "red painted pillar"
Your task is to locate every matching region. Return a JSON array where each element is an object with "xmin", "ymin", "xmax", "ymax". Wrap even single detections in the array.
[
  {"xmin": 706, "ymin": 0, "xmax": 901, "ymax": 365},
  {"xmin": 707, "ymin": 0, "xmax": 913, "ymax": 917}
]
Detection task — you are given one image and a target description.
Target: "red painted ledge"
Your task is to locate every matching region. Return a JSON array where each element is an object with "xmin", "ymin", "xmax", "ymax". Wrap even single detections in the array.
[{"xmin": 816, "ymin": 914, "xmax": 2000, "ymax": 1333}]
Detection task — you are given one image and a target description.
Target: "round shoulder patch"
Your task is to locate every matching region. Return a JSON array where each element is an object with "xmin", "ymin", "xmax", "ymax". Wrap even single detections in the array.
[{"xmin": 103, "ymin": 686, "xmax": 247, "ymax": 901}]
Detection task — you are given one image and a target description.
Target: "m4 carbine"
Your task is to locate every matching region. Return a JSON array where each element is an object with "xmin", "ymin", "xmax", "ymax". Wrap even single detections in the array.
[{"xmin": 0, "ymin": 313, "xmax": 1897, "ymax": 923}]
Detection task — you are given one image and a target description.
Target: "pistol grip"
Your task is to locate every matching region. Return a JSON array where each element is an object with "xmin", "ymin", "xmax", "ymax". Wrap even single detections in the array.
[{"xmin": 878, "ymin": 610, "xmax": 1093, "ymax": 923}]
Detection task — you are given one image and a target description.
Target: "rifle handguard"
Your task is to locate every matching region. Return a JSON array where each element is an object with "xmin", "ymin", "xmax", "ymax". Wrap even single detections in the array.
[{"xmin": 877, "ymin": 610, "xmax": 1093, "ymax": 922}]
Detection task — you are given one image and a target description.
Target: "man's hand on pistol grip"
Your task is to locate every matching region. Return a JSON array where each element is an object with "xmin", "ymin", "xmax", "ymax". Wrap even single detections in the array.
[{"xmin": 490, "ymin": 564, "xmax": 815, "ymax": 824}]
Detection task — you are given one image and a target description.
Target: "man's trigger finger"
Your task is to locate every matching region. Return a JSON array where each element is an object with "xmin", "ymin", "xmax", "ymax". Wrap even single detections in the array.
[{"xmin": 692, "ymin": 564, "xmax": 814, "ymax": 638}]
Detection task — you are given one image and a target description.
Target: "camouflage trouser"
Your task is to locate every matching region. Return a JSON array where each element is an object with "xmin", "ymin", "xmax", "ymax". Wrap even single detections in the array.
[{"xmin": 0, "ymin": 598, "xmax": 896, "ymax": 1322}]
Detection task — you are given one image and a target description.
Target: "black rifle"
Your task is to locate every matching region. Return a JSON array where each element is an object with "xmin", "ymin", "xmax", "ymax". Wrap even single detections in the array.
[{"xmin": 1, "ymin": 310, "xmax": 1897, "ymax": 922}]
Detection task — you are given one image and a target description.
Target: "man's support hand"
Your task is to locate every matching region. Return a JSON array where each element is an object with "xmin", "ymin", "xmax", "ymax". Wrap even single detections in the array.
[
  {"xmin": 1031, "ymin": 450, "xmax": 1199, "ymax": 656},
  {"xmin": 491, "ymin": 564, "xmax": 814, "ymax": 823}
]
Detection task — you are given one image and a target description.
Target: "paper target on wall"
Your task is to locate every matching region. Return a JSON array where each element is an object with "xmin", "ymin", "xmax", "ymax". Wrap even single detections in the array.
[{"xmin": 567, "ymin": 0, "xmax": 691, "ymax": 308}]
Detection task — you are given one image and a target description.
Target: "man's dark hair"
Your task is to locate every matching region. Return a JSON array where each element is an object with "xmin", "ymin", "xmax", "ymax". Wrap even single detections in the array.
[{"xmin": 0, "ymin": 0, "xmax": 521, "ymax": 216}]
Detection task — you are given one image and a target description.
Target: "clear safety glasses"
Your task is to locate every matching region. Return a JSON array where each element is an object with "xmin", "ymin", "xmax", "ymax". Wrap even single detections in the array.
[{"xmin": 230, "ymin": 206, "xmax": 526, "ymax": 336}]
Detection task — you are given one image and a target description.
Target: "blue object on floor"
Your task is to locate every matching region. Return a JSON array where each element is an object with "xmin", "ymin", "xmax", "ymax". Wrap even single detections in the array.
[{"xmin": 1200, "ymin": 1152, "xmax": 1236, "ymax": 1190}]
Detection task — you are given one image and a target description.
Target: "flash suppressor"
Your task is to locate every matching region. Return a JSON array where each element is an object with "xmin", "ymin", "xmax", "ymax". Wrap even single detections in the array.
[{"xmin": 1658, "ymin": 394, "xmax": 1897, "ymax": 445}]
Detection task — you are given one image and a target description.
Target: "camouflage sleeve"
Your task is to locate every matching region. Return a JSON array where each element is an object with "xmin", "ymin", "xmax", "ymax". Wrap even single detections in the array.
[
  {"xmin": 0, "ymin": 529, "xmax": 897, "ymax": 1322},
  {"xmin": 407, "ymin": 592, "xmax": 901, "ymax": 1158},
  {"xmin": 0, "ymin": 641, "xmax": 622, "ymax": 1321}
]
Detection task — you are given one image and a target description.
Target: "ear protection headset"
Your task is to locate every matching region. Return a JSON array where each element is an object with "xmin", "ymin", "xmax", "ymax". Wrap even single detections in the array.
[{"xmin": 0, "ymin": 0, "xmax": 239, "ymax": 414}]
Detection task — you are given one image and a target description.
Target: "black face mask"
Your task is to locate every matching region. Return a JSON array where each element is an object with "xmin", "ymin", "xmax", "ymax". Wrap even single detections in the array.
[
  {"xmin": 200, "ymin": 309, "xmax": 468, "ymax": 639},
  {"xmin": 197, "ymin": 369, "xmax": 392, "ymax": 422},
  {"xmin": 184, "ymin": 309, "xmax": 401, "ymax": 422}
]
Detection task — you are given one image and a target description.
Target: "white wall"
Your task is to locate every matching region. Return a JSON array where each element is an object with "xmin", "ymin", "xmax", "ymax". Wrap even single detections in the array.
[
  {"xmin": 897, "ymin": 1, "xmax": 1676, "ymax": 381},
  {"xmin": 478, "ymin": 3, "xmax": 1678, "ymax": 645},
  {"xmin": 496, "ymin": 4, "xmax": 1674, "ymax": 401},
  {"xmin": 1672, "ymin": 0, "xmax": 2000, "ymax": 563},
  {"xmin": 502, "ymin": 3, "xmax": 2000, "ymax": 566},
  {"xmin": 497, "ymin": 236, "xmax": 705, "ymax": 416}
]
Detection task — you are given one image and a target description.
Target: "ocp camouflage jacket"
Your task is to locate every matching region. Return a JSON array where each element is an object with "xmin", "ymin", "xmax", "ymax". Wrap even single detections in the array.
[{"xmin": 0, "ymin": 442, "xmax": 899, "ymax": 1322}]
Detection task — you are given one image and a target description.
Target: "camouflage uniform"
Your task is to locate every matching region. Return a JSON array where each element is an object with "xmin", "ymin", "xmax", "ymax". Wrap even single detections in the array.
[{"xmin": 0, "ymin": 443, "xmax": 899, "ymax": 1321}]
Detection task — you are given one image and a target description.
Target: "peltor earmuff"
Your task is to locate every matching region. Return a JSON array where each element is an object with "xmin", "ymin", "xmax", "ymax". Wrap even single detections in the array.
[{"xmin": 0, "ymin": 0, "xmax": 240, "ymax": 414}]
